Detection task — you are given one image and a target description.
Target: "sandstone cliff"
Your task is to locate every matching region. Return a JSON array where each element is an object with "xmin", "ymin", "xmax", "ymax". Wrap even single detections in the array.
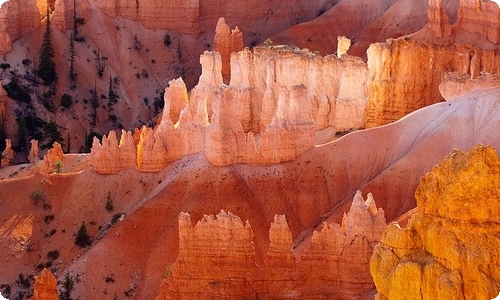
[
  {"xmin": 156, "ymin": 191, "xmax": 386, "ymax": 299},
  {"xmin": 0, "ymin": 0, "xmax": 40, "ymax": 53},
  {"xmin": 371, "ymin": 145, "xmax": 500, "ymax": 300},
  {"xmin": 90, "ymin": 45, "xmax": 369, "ymax": 171},
  {"xmin": 32, "ymin": 268, "xmax": 58, "ymax": 300}
]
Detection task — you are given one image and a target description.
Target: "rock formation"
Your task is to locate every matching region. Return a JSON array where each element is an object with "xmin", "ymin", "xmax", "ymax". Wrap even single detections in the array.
[
  {"xmin": 89, "ymin": 130, "xmax": 135, "ymax": 174},
  {"xmin": 40, "ymin": 142, "xmax": 64, "ymax": 173},
  {"xmin": 427, "ymin": 0, "xmax": 452, "ymax": 37},
  {"xmin": 91, "ymin": 45, "xmax": 369, "ymax": 172},
  {"xmin": 156, "ymin": 191, "xmax": 386, "ymax": 299},
  {"xmin": 364, "ymin": 38, "xmax": 500, "ymax": 127},
  {"xmin": 337, "ymin": 36, "xmax": 351, "ymax": 57},
  {"xmin": 28, "ymin": 139, "xmax": 40, "ymax": 164},
  {"xmin": 1, "ymin": 139, "xmax": 15, "ymax": 167},
  {"xmin": 439, "ymin": 72, "xmax": 500, "ymax": 100},
  {"xmin": 0, "ymin": 0, "xmax": 40, "ymax": 53},
  {"xmin": 370, "ymin": 145, "xmax": 500, "ymax": 300},
  {"xmin": 213, "ymin": 17, "xmax": 243, "ymax": 84},
  {"xmin": 455, "ymin": 0, "xmax": 500, "ymax": 44},
  {"xmin": 32, "ymin": 268, "xmax": 58, "ymax": 300}
]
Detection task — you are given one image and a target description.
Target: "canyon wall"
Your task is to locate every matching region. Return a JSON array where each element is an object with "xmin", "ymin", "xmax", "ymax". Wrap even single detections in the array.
[
  {"xmin": 0, "ymin": 0, "xmax": 40, "ymax": 53},
  {"xmin": 90, "ymin": 45, "xmax": 369, "ymax": 172},
  {"xmin": 52, "ymin": 0, "xmax": 92, "ymax": 32},
  {"xmin": 370, "ymin": 145, "xmax": 500, "ymax": 300},
  {"xmin": 455, "ymin": 0, "xmax": 500, "ymax": 44},
  {"xmin": 156, "ymin": 191, "xmax": 386, "ymax": 299}
]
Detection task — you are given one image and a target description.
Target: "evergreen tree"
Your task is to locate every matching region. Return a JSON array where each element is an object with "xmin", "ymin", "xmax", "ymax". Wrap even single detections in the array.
[
  {"xmin": 41, "ymin": 121, "xmax": 64, "ymax": 150},
  {"xmin": 37, "ymin": 8, "xmax": 57, "ymax": 86},
  {"xmin": 75, "ymin": 221, "xmax": 91, "ymax": 248}
]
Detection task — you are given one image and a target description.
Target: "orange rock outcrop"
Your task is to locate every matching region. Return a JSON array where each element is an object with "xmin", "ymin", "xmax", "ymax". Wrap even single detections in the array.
[
  {"xmin": 40, "ymin": 142, "xmax": 64, "ymax": 173},
  {"xmin": 32, "ymin": 268, "xmax": 58, "ymax": 300},
  {"xmin": 91, "ymin": 45, "xmax": 369, "ymax": 172},
  {"xmin": 213, "ymin": 17, "xmax": 243, "ymax": 84},
  {"xmin": 156, "ymin": 191, "xmax": 386, "ymax": 299},
  {"xmin": 0, "ymin": 0, "xmax": 40, "ymax": 53},
  {"xmin": 370, "ymin": 145, "xmax": 500, "ymax": 300},
  {"xmin": 1, "ymin": 139, "xmax": 15, "ymax": 167}
]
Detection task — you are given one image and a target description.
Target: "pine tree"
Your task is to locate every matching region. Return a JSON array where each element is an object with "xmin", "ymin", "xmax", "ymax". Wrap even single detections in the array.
[
  {"xmin": 75, "ymin": 221, "xmax": 90, "ymax": 248},
  {"xmin": 37, "ymin": 8, "xmax": 57, "ymax": 86},
  {"xmin": 41, "ymin": 121, "xmax": 64, "ymax": 150}
]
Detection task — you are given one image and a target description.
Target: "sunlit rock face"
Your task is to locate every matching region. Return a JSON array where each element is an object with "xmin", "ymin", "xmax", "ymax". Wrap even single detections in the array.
[
  {"xmin": 156, "ymin": 191, "xmax": 386, "ymax": 299},
  {"xmin": 371, "ymin": 145, "xmax": 500, "ymax": 300},
  {"xmin": 32, "ymin": 269, "xmax": 58, "ymax": 300},
  {"xmin": 90, "ymin": 45, "xmax": 370, "ymax": 172}
]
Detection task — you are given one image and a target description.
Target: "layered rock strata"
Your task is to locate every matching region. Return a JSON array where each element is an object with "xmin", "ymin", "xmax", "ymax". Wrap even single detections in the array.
[
  {"xmin": 32, "ymin": 268, "xmax": 58, "ymax": 300},
  {"xmin": 0, "ymin": 0, "xmax": 40, "ymax": 53},
  {"xmin": 370, "ymin": 145, "xmax": 500, "ymax": 300},
  {"xmin": 91, "ymin": 46, "xmax": 369, "ymax": 172},
  {"xmin": 455, "ymin": 0, "xmax": 500, "ymax": 44},
  {"xmin": 156, "ymin": 191, "xmax": 386, "ymax": 299}
]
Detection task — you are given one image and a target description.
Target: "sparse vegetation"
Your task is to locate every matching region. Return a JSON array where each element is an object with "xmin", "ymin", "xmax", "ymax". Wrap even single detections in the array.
[
  {"xmin": 264, "ymin": 38, "xmax": 273, "ymax": 46},
  {"xmin": 59, "ymin": 273, "xmax": 75, "ymax": 300},
  {"xmin": 30, "ymin": 190, "xmax": 46, "ymax": 205},
  {"xmin": 133, "ymin": 34, "xmax": 143, "ymax": 51},
  {"xmin": 106, "ymin": 191, "xmax": 114, "ymax": 212},
  {"xmin": 55, "ymin": 160, "xmax": 63, "ymax": 173},
  {"xmin": 47, "ymin": 249, "xmax": 60, "ymax": 261},
  {"xmin": 37, "ymin": 9, "xmax": 57, "ymax": 86},
  {"xmin": 60, "ymin": 93, "xmax": 73, "ymax": 108},
  {"xmin": 164, "ymin": 34, "xmax": 171, "ymax": 47},
  {"xmin": 44, "ymin": 214, "xmax": 55, "ymax": 224},
  {"xmin": 75, "ymin": 222, "xmax": 91, "ymax": 248}
]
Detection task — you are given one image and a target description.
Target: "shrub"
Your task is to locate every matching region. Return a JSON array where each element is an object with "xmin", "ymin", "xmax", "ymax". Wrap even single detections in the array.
[
  {"xmin": 30, "ymin": 190, "xmax": 45, "ymax": 205},
  {"xmin": 164, "ymin": 34, "xmax": 171, "ymax": 47},
  {"xmin": 44, "ymin": 214, "xmax": 55, "ymax": 224},
  {"xmin": 0, "ymin": 63, "xmax": 10, "ymax": 70},
  {"xmin": 60, "ymin": 94, "xmax": 73, "ymax": 108},
  {"xmin": 47, "ymin": 250, "xmax": 59, "ymax": 260}
]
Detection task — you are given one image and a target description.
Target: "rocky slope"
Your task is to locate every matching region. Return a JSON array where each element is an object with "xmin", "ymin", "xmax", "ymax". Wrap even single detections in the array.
[{"xmin": 371, "ymin": 145, "xmax": 500, "ymax": 300}]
